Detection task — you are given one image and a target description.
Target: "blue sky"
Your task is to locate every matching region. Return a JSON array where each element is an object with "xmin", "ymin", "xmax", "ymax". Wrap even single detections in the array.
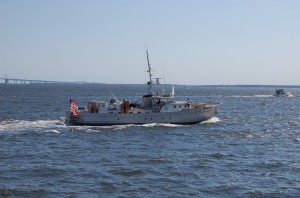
[{"xmin": 1, "ymin": 0, "xmax": 299, "ymax": 85}]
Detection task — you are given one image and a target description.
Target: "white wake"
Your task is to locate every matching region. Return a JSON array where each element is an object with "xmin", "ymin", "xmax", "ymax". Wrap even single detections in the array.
[
  {"xmin": 201, "ymin": 117, "xmax": 220, "ymax": 124},
  {"xmin": 0, "ymin": 118, "xmax": 67, "ymax": 133}
]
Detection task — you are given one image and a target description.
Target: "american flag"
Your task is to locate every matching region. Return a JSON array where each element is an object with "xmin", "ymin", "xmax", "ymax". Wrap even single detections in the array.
[{"xmin": 70, "ymin": 99, "xmax": 78, "ymax": 116}]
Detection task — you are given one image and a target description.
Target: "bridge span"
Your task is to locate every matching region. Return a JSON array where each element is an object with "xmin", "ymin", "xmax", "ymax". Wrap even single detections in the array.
[{"xmin": 0, "ymin": 77, "xmax": 81, "ymax": 85}]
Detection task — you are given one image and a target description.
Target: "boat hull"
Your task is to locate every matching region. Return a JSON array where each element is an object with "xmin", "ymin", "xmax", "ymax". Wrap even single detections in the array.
[{"xmin": 69, "ymin": 105, "xmax": 219, "ymax": 126}]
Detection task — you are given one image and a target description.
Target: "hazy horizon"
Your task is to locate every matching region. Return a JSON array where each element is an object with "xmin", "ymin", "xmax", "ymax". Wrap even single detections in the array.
[{"xmin": 1, "ymin": 0, "xmax": 300, "ymax": 85}]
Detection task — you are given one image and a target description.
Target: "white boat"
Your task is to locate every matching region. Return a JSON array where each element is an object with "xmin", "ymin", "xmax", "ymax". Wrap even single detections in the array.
[
  {"xmin": 67, "ymin": 51, "xmax": 220, "ymax": 126},
  {"xmin": 274, "ymin": 89, "xmax": 293, "ymax": 97}
]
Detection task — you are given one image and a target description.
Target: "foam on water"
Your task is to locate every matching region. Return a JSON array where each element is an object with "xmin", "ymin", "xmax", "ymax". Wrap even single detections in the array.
[
  {"xmin": 68, "ymin": 118, "xmax": 220, "ymax": 131},
  {"xmin": 68, "ymin": 124, "xmax": 138, "ymax": 132},
  {"xmin": 230, "ymin": 95, "xmax": 273, "ymax": 98},
  {"xmin": 141, "ymin": 123, "xmax": 183, "ymax": 128},
  {"xmin": 67, "ymin": 119, "xmax": 217, "ymax": 132},
  {"xmin": 254, "ymin": 95, "xmax": 274, "ymax": 98},
  {"xmin": 67, "ymin": 123, "xmax": 186, "ymax": 132},
  {"xmin": 46, "ymin": 129, "xmax": 61, "ymax": 133},
  {"xmin": 201, "ymin": 117, "xmax": 220, "ymax": 124},
  {"xmin": 0, "ymin": 119, "xmax": 66, "ymax": 133}
]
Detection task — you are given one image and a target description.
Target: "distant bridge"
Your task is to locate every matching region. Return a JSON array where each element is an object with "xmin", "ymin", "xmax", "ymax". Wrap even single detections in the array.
[{"xmin": 0, "ymin": 77, "xmax": 85, "ymax": 85}]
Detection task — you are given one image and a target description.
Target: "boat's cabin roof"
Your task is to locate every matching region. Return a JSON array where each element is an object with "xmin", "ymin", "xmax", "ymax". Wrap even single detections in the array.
[
  {"xmin": 152, "ymin": 94, "xmax": 174, "ymax": 101},
  {"xmin": 172, "ymin": 100, "xmax": 188, "ymax": 105},
  {"xmin": 85, "ymin": 100, "xmax": 106, "ymax": 104}
]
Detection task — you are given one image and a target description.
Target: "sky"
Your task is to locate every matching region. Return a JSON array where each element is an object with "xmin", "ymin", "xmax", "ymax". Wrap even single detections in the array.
[{"xmin": 1, "ymin": 0, "xmax": 300, "ymax": 85}]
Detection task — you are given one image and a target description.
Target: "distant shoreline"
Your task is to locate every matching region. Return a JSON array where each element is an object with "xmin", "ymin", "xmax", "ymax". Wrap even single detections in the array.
[{"xmin": 0, "ymin": 83, "xmax": 299, "ymax": 88}]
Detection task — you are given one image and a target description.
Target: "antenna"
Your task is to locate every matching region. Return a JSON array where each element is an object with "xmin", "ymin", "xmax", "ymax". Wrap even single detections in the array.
[
  {"xmin": 146, "ymin": 50, "xmax": 153, "ymax": 94},
  {"xmin": 146, "ymin": 50, "xmax": 153, "ymax": 83},
  {"xmin": 154, "ymin": 77, "xmax": 162, "ymax": 85}
]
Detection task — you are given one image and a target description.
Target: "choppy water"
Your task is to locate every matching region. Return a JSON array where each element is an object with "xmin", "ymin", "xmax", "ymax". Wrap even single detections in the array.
[{"xmin": 1, "ymin": 85, "xmax": 300, "ymax": 197}]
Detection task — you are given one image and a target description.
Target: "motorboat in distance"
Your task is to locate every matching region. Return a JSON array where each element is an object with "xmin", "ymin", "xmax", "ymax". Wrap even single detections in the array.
[
  {"xmin": 274, "ymin": 89, "xmax": 293, "ymax": 97},
  {"xmin": 67, "ymin": 51, "xmax": 220, "ymax": 126}
]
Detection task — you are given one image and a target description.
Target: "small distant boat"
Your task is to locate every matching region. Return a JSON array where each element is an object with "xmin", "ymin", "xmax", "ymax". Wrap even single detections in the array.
[
  {"xmin": 274, "ymin": 89, "xmax": 293, "ymax": 97},
  {"xmin": 67, "ymin": 50, "xmax": 220, "ymax": 126}
]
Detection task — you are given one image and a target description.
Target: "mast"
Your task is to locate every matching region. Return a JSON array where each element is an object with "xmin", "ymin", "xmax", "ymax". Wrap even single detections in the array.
[{"xmin": 146, "ymin": 50, "xmax": 153, "ymax": 95}]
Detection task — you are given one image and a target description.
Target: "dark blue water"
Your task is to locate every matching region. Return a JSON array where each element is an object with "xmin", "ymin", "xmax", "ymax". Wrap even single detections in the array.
[{"xmin": 1, "ymin": 85, "xmax": 300, "ymax": 197}]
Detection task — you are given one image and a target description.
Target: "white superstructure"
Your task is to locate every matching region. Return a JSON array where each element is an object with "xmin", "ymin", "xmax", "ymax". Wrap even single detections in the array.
[{"xmin": 68, "ymin": 51, "xmax": 219, "ymax": 126}]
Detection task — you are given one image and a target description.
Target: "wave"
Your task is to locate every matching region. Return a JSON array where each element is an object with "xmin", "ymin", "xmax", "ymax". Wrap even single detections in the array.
[
  {"xmin": 201, "ymin": 117, "xmax": 220, "ymax": 124},
  {"xmin": 0, "ymin": 118, "xmax": 67, "ymax": 133},
  {"xmin": 254, "ymin": 95, "xmax": 274, "ymax": 98},
  {"xmin": 141, "ymin": 123, "xmax": 184, "ymax": 128},
  {"xmin": 229, "ymin": 95, "xmax": 273, "ymax": 98},
  {"xmin": 229, "ymin": 94, "xmax": 300, "ymax": 98},
  {"xmin": 0, "ymin": 116, "xmax": 219, "ymax": 133},
  {"xmin": 66, "ymin": 124, "xmax": 139, "ymax": 132},
  {"xmin": 68, "ymin": 123, "xmax": 186, "ymax": 132}
]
